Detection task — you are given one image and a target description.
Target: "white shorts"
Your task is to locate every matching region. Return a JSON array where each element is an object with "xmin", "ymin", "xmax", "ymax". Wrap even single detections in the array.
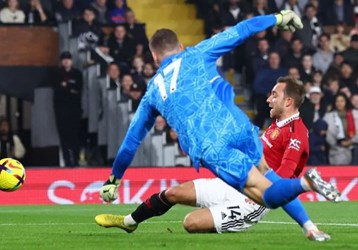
[{"xmin": 193, "ymin": 178, "xmax": 270, "ymax": 233}]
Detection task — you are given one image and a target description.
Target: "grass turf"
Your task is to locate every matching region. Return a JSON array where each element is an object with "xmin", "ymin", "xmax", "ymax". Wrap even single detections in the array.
[{"xmin": 1, "ymin": 202, "xmax": 357, "ymax": 250}]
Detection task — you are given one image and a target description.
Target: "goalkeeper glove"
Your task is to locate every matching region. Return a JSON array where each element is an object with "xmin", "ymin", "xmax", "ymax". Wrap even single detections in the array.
[
  {"xmin": 100, "ymin": 175, "xmax": 121, "ymax": 202},
  {"xmin": 275, "ymin": 10, "xmax": 303, "ymax": 32}
]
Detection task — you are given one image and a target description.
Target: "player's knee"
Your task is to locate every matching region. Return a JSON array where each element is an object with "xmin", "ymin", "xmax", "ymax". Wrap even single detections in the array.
[
  {"xmin": 165, "ymin": 186, "xmax": 182, "ymax": 204},
  {"xmin": 183, "ymin": 213, "xmax": 199, "ymax": 233}
]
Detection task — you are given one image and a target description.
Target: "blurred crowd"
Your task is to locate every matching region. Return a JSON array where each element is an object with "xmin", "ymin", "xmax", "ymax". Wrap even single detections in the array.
[
  {"xmin": 0, "ymin": 0, "xmax": 131, "ymax": 25},
  {"xmin": 1, "ymin": 0, "xmax": 358, "ymax": 167}
]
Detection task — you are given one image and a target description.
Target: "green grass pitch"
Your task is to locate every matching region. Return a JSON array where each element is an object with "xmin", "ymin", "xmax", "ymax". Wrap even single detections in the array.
[{"xmin": 1, "ymin": 202, "xmax": 357, "ymax": 250}]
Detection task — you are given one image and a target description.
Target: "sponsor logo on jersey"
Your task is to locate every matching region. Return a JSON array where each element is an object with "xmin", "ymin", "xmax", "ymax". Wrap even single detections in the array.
[{"xmin": 288, "ymin": 138, "xmax": 301, "ymax": 151}]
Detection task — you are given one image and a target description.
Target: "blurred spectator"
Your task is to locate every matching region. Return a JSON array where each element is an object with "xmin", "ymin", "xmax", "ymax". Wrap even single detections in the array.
[
  {"xmin": 244, "ymin": 30, "xmax": 268, "ymax": 84},
  {"xmin": 90, "ymin": 36, "xmax": 114, "ymax": 77},
  {"xmin": 324, "ymin": 52, "xmax": 344, "ymax": 82},
  {"xmin": 108, "ymin": 0, "xmax": 129, "ymax": 24},
  {"xmin": 296, "ymin": 3, "xmax": 321, "ymax": 52},
  {"xmin": 73, "ymin": 7, "xmax": 102, "ymax": 51},
  {"xmin": 281, "ymin": 0, "xmax": 302, "ymax": 18},
  {"xmin": 205, "ymin": 2, "xmax": 222, "ymax": 35},
  {"xmin": 107, "ymin": 62, "xmax": 121, "ymax": 90},
  {"xmin": 90, "ymin": 0, "xmax": 108, "ymax": 24},
  {"xmin": 308, "ymin": 118, "xmax": 328, "ymax": 165},
  {"xmin": 252, "ymin": 38, "xmax": 270, "ymax": 74},
  {"xmin": 288, "ymin": 66, "xmax": 300, "ymax": 80},
  {"xmin": 53, "ymin": 52, "xmax": 83, "ymax": 167},
  {"xmin": 220, "ymin": 0, "xmax": 248, "ymax": 27},
  {"xmin": 309, "ymin": 86, "xmax": 328, "ymax": 122},
  {"xmin": 299, "ymin": 54, "xmax": 315, "ymax": 82},
  {"xmin": 320, "ymin": 0, "xmax": 354, "ymax": 26},
  {"xmin": 0, "ymin": 116, "xmax": 25, "ymax": 160},
  {"xmin": 131, "ymin": 55, "xmax": 147, "ymax": 87},
  {"xmin": 341, "ymin": 34, "xmax": 358, "ymax": 72},
  {"xmin": 129, "ymin": 82, "xmax": 144, "ymax": 112},
  {"xmin": 267, "ymin": 0, "xmax": 282, "ymax": 13},
  {"xmin": 312, "ymin": 33, "xmax": 333, "ymax": 74},
  {"xmin": 300, "ymin": 81, "xmax": 314, "ymax": 129},
  {"xmin": 108, "ymin": 24, "xmax": 136, "ymax": 72},
  {"xmin": 329, "ymin": 22, "xmax": 350, "ymax": 52},
  {"xmin": 351, "ymin": 93, "xmax": 358, "ymax": 164},
  {"xmin": 153, "ymin": 115, "xmax": 167, "ymax": 135},
  {"xmin": 274, "ymin": 30, "xmax": 294, "ymax": 58},
  {"xmin": 323, "ymin": 93, "xmax": 355, "ymax": 165},
  {"xmin": 26, "ymin": 0, "xmax": 49, "ymax": 24},
  {"xmin": 283, "ymin": 37, "xmax": 305, "ymax": 68},
  {"xmin": 166, "ymin": 127, "xmax": 178, "ymax": 144},
  {"xmin": 303, "ymin": 80, "xmax": 313, "ymax": 96},
  {"xmin": 142, "ymin": 63, "xmax": 155, "ymax": 85},
  {"xmin": 119, "ymin": 73, "xmax": 132, "ymax": 102},
  {"xmin": 339, "ymin": 61, "xmax": 355, "ymax": 88},
  {"xmin": 253, "ymin": 0, "xmax": 269, "ymax": 16},
  {"xmin": 349, "ymin": 8, "xmax": 358, "ymax": 36},
  {"xmin": 253, "ymin": 52, "xmax": 288, "ymax": 129},
  {"xmin": 322, "ymin": 77, "xmax": 340, "ymax": 111},
  {"xmin": 131, "ymin": 55, "xmax": 144, "ymax": 76},
  {"xmin": 0, "ymin": 0, "xmax": 25, "ymax": 23},
  {"xmin": 54, "ymin": 0, "xmax": 80, "ymax": 23},
  {"xmin": 350, "ymin": 76, "xmax": 358, "ymax": 94},
  {"xmin": 124, "ymin": 10, "xmax": 148, "ymax": 48},
  {"xmin": 165, "ymin": 127, "xmax": 186, "ymax": 157}
]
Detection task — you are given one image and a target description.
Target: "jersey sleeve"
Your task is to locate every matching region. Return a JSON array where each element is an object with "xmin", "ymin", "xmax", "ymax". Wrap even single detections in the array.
[
  {"xmin": 195, "ymin": 15, "xmax": 277, "ymax": 61},
  {"xmin": 276, "ymin": 126, "xmax": 309, "ymax": 178},
  {"xmin": 112, "ymin": 94, "xmax": 158, "ymax": 178}
]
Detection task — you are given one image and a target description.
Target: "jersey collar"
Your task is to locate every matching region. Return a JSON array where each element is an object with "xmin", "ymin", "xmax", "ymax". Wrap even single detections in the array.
[
  {"xmin": 276, "ymin": 112, "xmax": 300, "ymax": 128},
  {"xmin": 160, "ymin": 53, "xmax": 179, "ymax": 67}
]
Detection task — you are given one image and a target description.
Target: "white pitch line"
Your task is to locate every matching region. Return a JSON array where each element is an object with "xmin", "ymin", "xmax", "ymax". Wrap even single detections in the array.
[
  {"xmin": 259, "ymin": 221, "xmax": 358, "ymax": 227},
  {"xmin": 0, "ymin": 221, "xmax": 357, "ymax": 227}
]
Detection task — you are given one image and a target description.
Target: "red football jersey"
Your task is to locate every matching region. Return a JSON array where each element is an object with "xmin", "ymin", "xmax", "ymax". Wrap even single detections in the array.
[{"xmin": 261, "ymin": 113, "xmax": 309, "ymax": 178}]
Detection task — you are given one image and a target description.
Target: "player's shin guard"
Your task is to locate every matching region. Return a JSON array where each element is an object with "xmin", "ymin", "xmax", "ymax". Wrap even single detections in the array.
[
  {"xmin": 131, "ymin": 190, "xmax": 174, "ymax": 223},
  {"xmin": 262, "ymin": 178, "xmax": 305, "ymax": 209},
  {"xmin": 265, "ymin": 170, "xmax": 310, "ymax": 226}
]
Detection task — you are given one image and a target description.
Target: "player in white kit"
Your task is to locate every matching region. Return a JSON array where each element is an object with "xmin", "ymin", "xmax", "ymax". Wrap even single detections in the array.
[{"xmin": 191, "ymin": 178, "xmax": 269, "ymax": 233}]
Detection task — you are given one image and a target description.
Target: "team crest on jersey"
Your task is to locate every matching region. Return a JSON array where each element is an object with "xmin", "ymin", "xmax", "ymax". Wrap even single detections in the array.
[{"xmin": 269, "ymin": 128, "xmax": 280, "ymax": 140}]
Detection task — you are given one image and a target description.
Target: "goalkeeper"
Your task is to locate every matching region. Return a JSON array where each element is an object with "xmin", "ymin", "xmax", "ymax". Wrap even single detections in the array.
[{"xmin": 98, "ymin": 10, "xmax": 340, "ymax": 228}]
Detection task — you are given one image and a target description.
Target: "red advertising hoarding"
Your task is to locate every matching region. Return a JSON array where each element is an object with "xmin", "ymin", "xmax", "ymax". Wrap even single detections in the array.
[{"xmin": 0, "ymin": 166, "xmax": 357, "ymax": 205}]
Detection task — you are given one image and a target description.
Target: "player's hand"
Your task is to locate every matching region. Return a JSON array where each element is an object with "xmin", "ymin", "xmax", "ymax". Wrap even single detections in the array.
[
  {"xmin": 275, "ymin": 10, "xmax": 303, "ymax": 32},
  {"xmin": 100, "ymin": 175, "xmax": 121, "ymax": 202}
]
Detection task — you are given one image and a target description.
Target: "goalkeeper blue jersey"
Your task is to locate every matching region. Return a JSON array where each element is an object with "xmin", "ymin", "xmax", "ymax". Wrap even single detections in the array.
[{"xmin": 112, "ymin": 15, "xmax": 277, "ymax": 188}]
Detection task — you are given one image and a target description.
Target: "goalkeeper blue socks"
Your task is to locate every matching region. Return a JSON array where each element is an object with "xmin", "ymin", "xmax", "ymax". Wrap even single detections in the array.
[
  {"xmin": 265, "ymin": 169, "xmax": 310, "ymax": 226},
  {"xmin": 262, "ymin": 177, "xmax": 305, "ymax": 209}
]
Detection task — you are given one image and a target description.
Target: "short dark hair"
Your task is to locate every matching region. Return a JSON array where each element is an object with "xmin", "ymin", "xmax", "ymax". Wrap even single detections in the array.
[
  {"xmin": 319, "ymin": 33, "xmax": 330, "ymax": 41},
  {"xmin": 149, "ymin": 29, "xmax": 179, "ymax": 55},
  {"xmin": 304, "ymin": 3, "xmax": 316, "ymax": 12},
  {"xmin": 277, "ymin": 76, "xmax": 305, "ymax": 108}
]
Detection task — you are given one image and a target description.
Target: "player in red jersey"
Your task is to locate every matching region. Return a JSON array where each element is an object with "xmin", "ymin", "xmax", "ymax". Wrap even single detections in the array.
[
  {"xmin": 261, "ymin": 80, "xmax": 309, "ymax": 178},
  {"xmin": 95, "ymin": 77, "xmax": 331, "ymax": 241}
]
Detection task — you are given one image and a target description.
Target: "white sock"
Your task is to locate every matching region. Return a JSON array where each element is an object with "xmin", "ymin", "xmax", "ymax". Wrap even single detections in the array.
[
  {"xmin": 124, "ymin": 215, "xmax": 137, "ymax": 226},
  {"xmin": 302, "ymin": 220, "xmax": 317, "ymax": 235},
  {"xmin": 300, "ymin": 177, "xmax": 311, "ymax": 191}
]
